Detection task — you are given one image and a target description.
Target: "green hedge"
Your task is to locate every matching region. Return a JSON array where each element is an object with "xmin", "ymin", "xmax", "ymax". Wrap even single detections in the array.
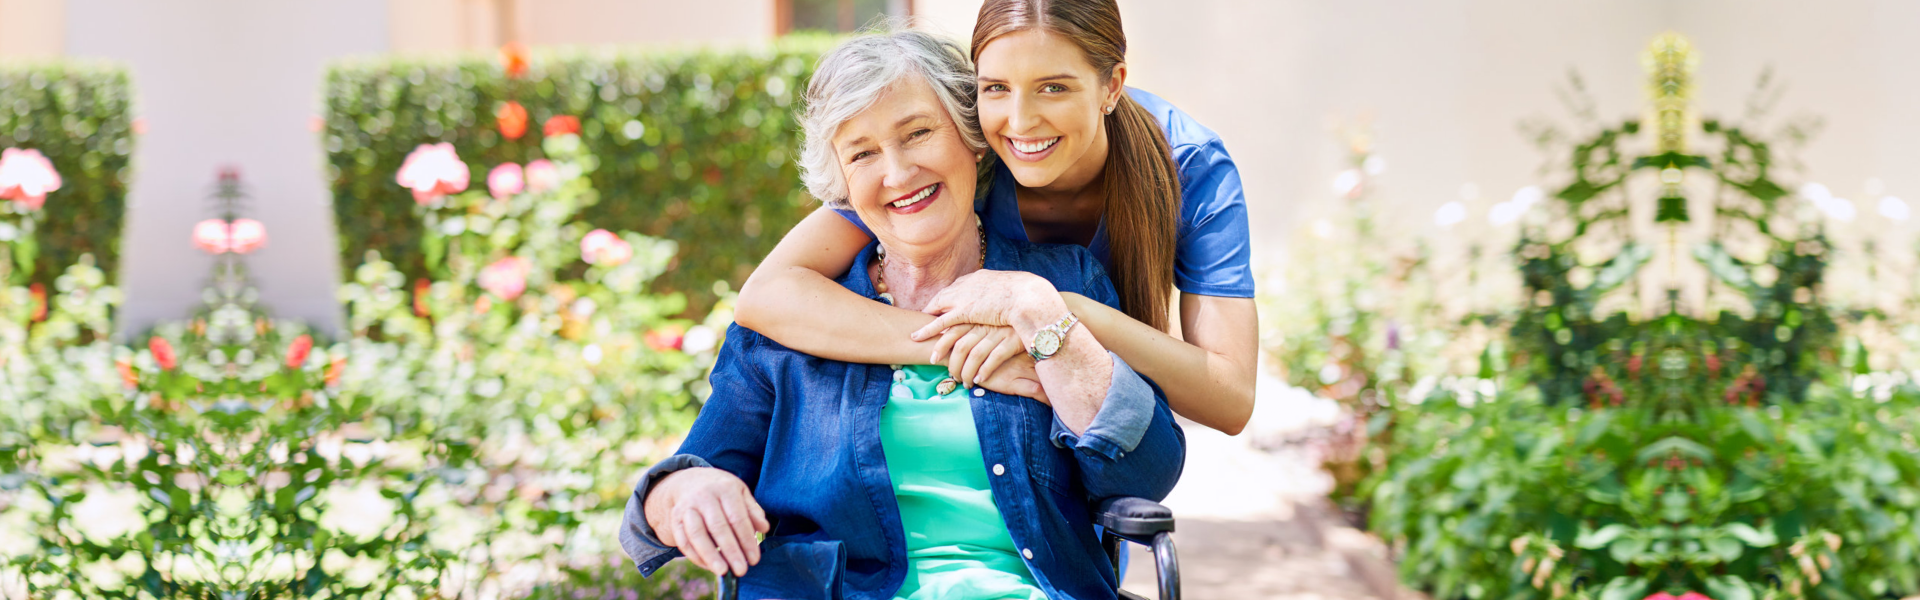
[
  {"xmin": 322, "ymin": 37, "xmax": 832, "ymax": 313},
  {"xmin": 0, "ymin": 62, "xmax": 134, "ymax": 285}
]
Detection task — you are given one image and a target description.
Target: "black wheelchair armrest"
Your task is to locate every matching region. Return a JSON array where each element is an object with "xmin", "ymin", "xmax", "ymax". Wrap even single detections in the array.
[{"xmin": 1096, "ymin": 496, "xmax": 1176, "ymax": 544}]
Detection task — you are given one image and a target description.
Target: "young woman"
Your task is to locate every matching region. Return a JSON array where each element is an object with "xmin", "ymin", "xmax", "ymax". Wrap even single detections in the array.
[{"xmin": 736, "ymin": 0, "xmax": 1257, "ymax": 435}]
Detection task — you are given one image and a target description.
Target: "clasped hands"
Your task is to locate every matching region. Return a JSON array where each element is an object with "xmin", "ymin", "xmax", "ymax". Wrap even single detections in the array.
[{"xmin": 911, "ymin": 269, "xmax": 1068, "ymax": 405}]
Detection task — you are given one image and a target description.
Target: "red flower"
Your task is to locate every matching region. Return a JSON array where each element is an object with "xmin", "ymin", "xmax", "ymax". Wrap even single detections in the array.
[
  {"xmin": 285, "ymin": 335, "xmax": 314, "ymax": 369},
  {"xmin": 28, "ymin": 283, "xmax": 46, "ymax": 322},
  {"xmin": 396, "ymin": 143, "xmax": 470, "ymax": 203},
  {"xmin": 645, "ymin": 324, "xmax": 686, "ymax": 352},
  {"xmin": 499, "ymin": 42, "xmax": 530, "ymax": 78},
  {"xmin": 478, "ymin": 256, "xmax": 532, "ymax": 301},
  {"xmin": 543, "ymin": 115, "xmax": 580, "ymax": 137},
  {"xmin": 488, "ymin": 163, "xmax": 525, "ymax": 199},
  {"xmin": 0, "ymin": 148, "xmax": 62, "ymax": 210},
  {"xmin": 149, "ymin": 337, "xmax": 178, "ymax": 371},
  {"xmin": 496, "ymin": 101, "xmax": 529, "ymax": 140},
  {"xmin": 524, "ymin": 159, "xmax": 561, "ymax": 192},
  {"xmin": 412, "ymin": 278, "xmax": 432, "ymax": 317}
]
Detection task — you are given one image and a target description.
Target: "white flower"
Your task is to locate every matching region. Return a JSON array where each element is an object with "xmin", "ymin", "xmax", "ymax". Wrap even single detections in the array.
[
  {"xmin": 69, "ymin": 484, "xmax": 145, "ymax": 542},
  {"xmin": 681, "ymin": 325, "xmax": 718, "ymax": 355},
  {"xmin": 318, "ymin": 482, "xmax": 396, "ymax": 539},
  {"xmin": 1433, "ymin": 201, "xmax": 1466, "ymax": 228},
  {"xmin": 1878, "ymin": 196, "xmax": 1908, "ymax": 221}
]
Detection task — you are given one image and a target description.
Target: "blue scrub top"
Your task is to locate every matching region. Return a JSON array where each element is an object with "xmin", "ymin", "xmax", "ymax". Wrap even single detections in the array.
[{"xmin": 834, "ymin": 87, "xmax": 1255, "ymax": 299}]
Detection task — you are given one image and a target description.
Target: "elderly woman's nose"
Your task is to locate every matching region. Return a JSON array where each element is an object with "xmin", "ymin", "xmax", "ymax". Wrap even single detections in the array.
[{"xmin": 880, "ymin": 149, "xmax": 920, "ymax": 189}]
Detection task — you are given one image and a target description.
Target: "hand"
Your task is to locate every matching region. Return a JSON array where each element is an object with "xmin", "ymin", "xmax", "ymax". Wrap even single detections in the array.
[
  {"xmin": 644, "ymin": 467, "xmax": 770, "ymax": 577},
  {"xmin": 911, "ymin": 270, "xmax": 1064, "ymax": 341},
  {"xmin": 931, "ymin": 324, "xmax": 1048, "ymax": 403}
]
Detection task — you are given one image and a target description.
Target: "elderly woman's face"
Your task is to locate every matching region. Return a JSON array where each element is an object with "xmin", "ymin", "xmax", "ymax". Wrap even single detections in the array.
[{"xmin": 833, "ymin": 78, "xmax": 978, "ymax": 255}]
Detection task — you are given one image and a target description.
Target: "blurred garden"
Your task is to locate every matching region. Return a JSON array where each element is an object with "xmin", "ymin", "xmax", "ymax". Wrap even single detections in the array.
[
  {"xmin": 1, "ymin": 13, "xmax": 1918, "ymax": 600},
  {"xmin": 2, "ymin": 39, "xmax": 833, "ymax": 599},
  {"xmin": 1267, "ymin": 35, "xmax": 1920, "ymax": 600}
]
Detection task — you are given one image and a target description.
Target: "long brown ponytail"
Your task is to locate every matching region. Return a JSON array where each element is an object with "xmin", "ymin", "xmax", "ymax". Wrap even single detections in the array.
[{"xmin": 972, "ymin": 0, "xmax": 1181, "ymax": 332}]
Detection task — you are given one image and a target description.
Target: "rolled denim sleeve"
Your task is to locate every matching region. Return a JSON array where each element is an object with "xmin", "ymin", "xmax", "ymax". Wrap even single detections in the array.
[
  {"xmin": 1050, "ymin": 353, "xmax": 1186, "ymax": 501},
  {"xmin": 618, "ymin": 453, "xmax": 714, "ymax": 576},
  {"xmin": 1050, "ymin": 353, "xmax": 1155, "ymax": 458}
]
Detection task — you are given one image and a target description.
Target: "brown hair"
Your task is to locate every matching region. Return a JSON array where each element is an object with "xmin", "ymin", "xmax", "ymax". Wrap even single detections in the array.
[{"xmin": 972, "ymin": 0, "xmax": 1181, "ymax": 332}]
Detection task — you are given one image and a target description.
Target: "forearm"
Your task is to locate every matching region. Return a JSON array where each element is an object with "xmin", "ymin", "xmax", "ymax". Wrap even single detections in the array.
[
  {"xmin": 1009, "ymin": 296, "xmax": 1111, "ymax": 434},
  {"xmin": 1063, "ymin": 292, "xmax": 1256, "ymax": 435},
  {"xmin": 735, "ymin": 266, "xmax": 938, "ymax": 365}
]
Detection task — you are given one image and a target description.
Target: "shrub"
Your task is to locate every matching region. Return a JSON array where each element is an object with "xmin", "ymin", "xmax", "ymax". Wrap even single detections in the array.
[
  {"xmin": 0, "ymin": 62, "xmax": 134, "ymax": 287},
  {"xmin": 322, "ymin": 37, "xmax": 833, "ymax": 316}
]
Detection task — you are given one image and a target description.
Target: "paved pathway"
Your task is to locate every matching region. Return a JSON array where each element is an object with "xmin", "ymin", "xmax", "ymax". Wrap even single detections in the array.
[{"xmin": 1117, "ymin": 375, "xmax": 1415, "ymax": 599}]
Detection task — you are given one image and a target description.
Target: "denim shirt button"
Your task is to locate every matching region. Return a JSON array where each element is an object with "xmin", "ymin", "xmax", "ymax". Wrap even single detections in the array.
[
  {"xmin": 1022, "ymin": 548, "xmax": 1034, "ymax": 560},
  {"xmin": 992, "ymin": 464, "xmax": 1005, "ymax": 476},
  {"xmin": 972, "ymin": 387, "xmax": 986, "ymax": 397}
]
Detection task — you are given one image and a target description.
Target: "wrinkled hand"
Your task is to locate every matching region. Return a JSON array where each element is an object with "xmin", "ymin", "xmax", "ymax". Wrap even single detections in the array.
[
  {"xmin": 644, "ymin": 467, "xmax": 770, "ymax": 577},
  {"xmin": 932, "ymin": 324, "xmax": 1049, "ymax": 404},
  {"xmin": 911, "ymin": 270, "xmax": 1060, "ymax": 341}
]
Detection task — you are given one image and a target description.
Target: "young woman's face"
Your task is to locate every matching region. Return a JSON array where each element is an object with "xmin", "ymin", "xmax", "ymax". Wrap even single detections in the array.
[
  {"xmin": 833, "ymin": 78, "xmax": 980, "ymax": 256},
  {"xmin": 975, "ymin": 29, "xmax": 1121, "ymax": 193}
]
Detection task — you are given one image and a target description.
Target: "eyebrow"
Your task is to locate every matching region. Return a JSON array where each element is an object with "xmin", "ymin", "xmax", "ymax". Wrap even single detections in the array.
[
  {"xmin": 838, "ymin": 112, "xmax": 936, "ymax": 149},
  {"xmin": 977, "ymin": 74, "xmax": 1079, "ymax": 84}
]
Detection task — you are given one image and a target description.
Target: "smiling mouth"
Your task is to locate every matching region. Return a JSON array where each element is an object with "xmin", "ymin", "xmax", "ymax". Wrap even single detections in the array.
[
  {"xmin": 1008, "ymin": 137, "xmax": 1060, "ymax": 154},
  {"xmin": 892, "ymin": 183, "xmax": 939, "ymax": 208}
]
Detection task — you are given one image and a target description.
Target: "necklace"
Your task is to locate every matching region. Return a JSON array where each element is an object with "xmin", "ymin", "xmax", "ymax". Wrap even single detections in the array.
[{"xmin": 875, "ymin": 215, "xmax": 986, "ymax": 396}]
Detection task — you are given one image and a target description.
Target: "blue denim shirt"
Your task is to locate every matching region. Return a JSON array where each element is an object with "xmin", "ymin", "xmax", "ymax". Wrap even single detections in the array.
[{"xmin": 619, "ymin": 232, "xmax": 1186, "ymax": 600}]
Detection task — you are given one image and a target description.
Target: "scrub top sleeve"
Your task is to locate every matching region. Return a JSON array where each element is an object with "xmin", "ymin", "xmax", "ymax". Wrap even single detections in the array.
[
  {"xmin": 830, "ymin": 206, "xmax": 876, "ymax": 239},
  {"xmin": 1173, "ymin": 140, "xmax": 1256, "ymax": 299}
]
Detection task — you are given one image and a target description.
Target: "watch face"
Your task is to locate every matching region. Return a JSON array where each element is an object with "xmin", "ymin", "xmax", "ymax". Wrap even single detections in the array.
[{"xmin": 1033, "ymin": 330, "xmax": 1062, "ymax": 357}]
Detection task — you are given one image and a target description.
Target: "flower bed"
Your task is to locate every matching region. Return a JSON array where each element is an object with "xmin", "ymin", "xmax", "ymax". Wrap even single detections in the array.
[{"xmin": 0, "ymin": 62, "xmax": 134, "ymax": 289}]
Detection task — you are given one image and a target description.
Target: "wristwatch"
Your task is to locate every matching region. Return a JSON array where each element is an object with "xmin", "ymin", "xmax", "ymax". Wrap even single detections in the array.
[{"xmin": 1027, "ymin": 312, "xmax": 1080, "ymax": 361}]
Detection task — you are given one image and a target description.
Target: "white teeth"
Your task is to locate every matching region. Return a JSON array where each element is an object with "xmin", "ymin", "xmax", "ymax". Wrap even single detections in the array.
[
  {"xmin": 892, "ymin": 183, "xmax": 938, "ymax": 208},
  {"xmin": 1011, "ymin": 137, "xmax": 1059, "ymax": 154}
]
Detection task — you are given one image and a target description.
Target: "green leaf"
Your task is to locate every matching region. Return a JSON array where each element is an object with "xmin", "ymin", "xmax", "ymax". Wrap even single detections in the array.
[
  {"xmin": 1575, "ymin": 524, "xmax": 1632, "ymax": 549},
  {"xmin": 1723, "ymin": 523, "xmax": 1777, "ymax": 547},
  {"xmin": 1596, "ymin": 577, "xmax": 1650, "ymax": 600},
  {"xmin": 1705, "ymin": 575, "xmax": 1758, "ymax": 600}
]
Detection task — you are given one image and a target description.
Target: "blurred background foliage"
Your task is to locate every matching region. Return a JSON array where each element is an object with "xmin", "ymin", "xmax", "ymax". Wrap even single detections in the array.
[
  {"xmin": 1266, "ymin": 35, "xmax": 1920, "ymax": 600},
  {"xmin": 0, "ymin": 62, "xmax": 134, "ymax": 291},
  {"xmin": 322, "ymin": 37, "xmax": 832, "ymax": 316}
]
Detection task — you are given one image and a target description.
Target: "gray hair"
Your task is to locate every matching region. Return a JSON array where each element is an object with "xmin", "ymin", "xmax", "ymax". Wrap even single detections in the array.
[{"xmin": 798, "ymin": 29, "xmax": 988, "ymax": 209}]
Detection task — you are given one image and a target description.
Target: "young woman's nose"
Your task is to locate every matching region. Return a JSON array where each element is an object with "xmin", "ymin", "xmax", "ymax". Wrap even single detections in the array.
[{"xmin": 1007, "ymin": 91, "xmax": 1043, "ymax": 135}]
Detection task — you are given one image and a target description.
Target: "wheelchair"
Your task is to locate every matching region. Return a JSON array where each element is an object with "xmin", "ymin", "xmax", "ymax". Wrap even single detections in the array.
[{"xmin": 717, "ymin": 496, "xmax": 1180, "ymax": 600}]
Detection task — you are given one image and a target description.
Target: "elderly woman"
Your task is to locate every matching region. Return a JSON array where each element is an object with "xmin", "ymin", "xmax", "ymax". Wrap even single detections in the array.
[{"xmin": 618, "ymin": 30, "xmax": 1183, "ymax": 600}]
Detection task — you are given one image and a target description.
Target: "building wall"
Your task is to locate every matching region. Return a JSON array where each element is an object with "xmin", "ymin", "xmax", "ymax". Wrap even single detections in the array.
[
  {"xmin": 389, "ymin": 0, "xmax": 776, "ymax": 53},
  {"xmin": 0, "ymin": 0, "xmax": 65, "ymax": 59}
]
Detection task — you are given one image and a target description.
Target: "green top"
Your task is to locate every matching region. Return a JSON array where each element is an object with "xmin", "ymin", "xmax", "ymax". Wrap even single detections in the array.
[{"xmin": 880, "ymin": 365, "xmax": 1048, "ymax": 600}]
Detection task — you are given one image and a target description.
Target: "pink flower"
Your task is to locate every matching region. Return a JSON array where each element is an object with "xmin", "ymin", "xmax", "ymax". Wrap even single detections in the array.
[
  {"xmin": 1676, "ymin": 593, "xmax": 1714, "ymax": 600},
  {"xmin": 0, "ymin": 148, "xmax": 62, "ymax": 210},
  {"xmin": 192, "ymin": 219, "xmax": 268, "ymax": 254},
  {"xmin": 1642, "ymin": 593, "xmax": 1680, "ymax": 600},
  {"xmin": 193, "ymin": 219, "xmax": 233, "ymax": 253},
  {"xmin": 228, "ymin": 219, "xmax": 267, "ymax": 254},
  {"xmin": 525, "ymin": 159, "xmax": 561, "ymax": 192},
  {"xmin": 487, "ymin": 163, "xmax": 524, "ymax": 199},
  {"xmin": 580, "ymin": 229, "xmax": 632, "ymax": 266},
  {"xmin": 395, "ymin": 143, "xmax": 469, "ymax": 203},
  {"xmin": 478, "ymin": 256, "xmax": 532, "ymax": 301}
]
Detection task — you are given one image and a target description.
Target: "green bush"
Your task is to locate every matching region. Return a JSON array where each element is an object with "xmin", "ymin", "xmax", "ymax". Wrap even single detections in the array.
[
  {"xmin": 322, "ymin": 37, "xmax": 832, "ymax": 315},
  {"xmin": 0, "ymin": 62, "xmax": 134, "ymax": 287}
]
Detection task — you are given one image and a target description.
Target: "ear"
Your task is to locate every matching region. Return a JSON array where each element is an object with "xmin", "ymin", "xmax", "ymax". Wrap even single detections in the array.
[{"xmin": 1106, "ymin": 62, "xmax": 1129, "ymax": 107}]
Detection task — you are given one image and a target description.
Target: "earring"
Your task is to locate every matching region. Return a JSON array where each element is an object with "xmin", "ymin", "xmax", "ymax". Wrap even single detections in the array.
[
  {"xmin": 1103, "ymin": 105, "xmax": 1114, "ymax": 115},
  {"xmin": 975, "ymin": 151, "xmax": 984, "ymax": 161}
]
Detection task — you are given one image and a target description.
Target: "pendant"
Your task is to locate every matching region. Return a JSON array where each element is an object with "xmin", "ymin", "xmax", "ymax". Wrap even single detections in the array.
[
  {"xmin": 877, "ymin": 292, "xmax": 894, "ymax": 305},
  {"xmin": 936, "ymin": 378, "xmax": 959, "ymax": 396}
]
